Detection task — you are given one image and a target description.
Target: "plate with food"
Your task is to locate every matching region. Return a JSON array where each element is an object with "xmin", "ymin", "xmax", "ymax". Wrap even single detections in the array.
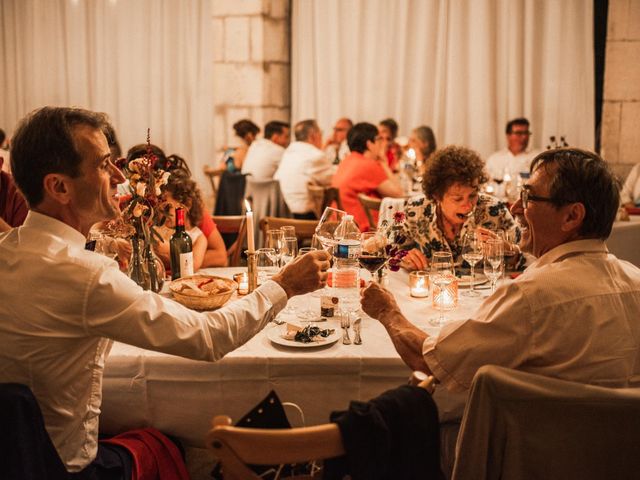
[
  {"xmin": 170, "ymin": 275, "xmax": 237, "ymax": 310},
  {"xmin": 267, "ymin": 322, "xmax": 341, "ymax": 348},
  {"xmin": 456, "ymin": 273, "xmax": 489, "ymax": 288}
]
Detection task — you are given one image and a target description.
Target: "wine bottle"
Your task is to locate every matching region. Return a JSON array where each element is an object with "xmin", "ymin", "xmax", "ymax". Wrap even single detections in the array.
[{"xmin": 170, "ymin": 207, "xmax": 193, "ymax": 280}]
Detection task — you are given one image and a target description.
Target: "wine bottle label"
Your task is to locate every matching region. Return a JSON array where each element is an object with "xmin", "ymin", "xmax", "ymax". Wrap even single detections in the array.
[{"xmin": 179, "ymin": 252, "xmax": 194, "ymax": 277}]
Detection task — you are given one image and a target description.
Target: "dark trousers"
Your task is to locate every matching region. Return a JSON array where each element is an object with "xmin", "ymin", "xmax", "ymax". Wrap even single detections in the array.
[{"xmin": 69, "ymin": 443, "xmax": 133, "ymax": 480}]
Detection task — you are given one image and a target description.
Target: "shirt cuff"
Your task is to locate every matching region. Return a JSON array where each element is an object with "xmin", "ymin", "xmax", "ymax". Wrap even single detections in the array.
[{"xmin": 257, "ymin": 280, "xmax": 288, "ymax": 314}]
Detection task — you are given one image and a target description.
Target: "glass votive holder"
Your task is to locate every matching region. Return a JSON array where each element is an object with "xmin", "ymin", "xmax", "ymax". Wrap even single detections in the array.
[
  {"xmin": 409, "ymin": 271, "xmax": 430, "ymax": 297},
  {"xmin": 233, "ymin": 272, "xmax": 249, "ymax": 295},
  {"xmin": 432, "ymin": 277, "xmax": 458, "ymax": 310}
]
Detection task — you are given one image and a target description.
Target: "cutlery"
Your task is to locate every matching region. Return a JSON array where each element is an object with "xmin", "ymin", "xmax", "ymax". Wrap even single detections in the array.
[
  {"xmin": 340, "ymin": 315, "xmax": 351, "ymax": 345},
  {"xmin": 353, "ymin": 317, "xmax": 362, "ymax": 345}
]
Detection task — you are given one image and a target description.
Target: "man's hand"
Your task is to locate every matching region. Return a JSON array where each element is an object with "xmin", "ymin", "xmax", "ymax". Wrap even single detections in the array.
[
  {"xmin": 400, "ymin": 248, "xmax": 428, "ymax": 271},
  {"xmin": 272, "ymin": 250, "xmax": 330, "ymax": 298},
  {"xmin": 360, "ymin": 282, "xmax": 401, "ymax": 326}
]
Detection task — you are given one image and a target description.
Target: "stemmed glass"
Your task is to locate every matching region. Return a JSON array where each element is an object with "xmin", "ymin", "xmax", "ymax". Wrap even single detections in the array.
[
  {"xmin": 429, "ymin": 251, "xmax": 456, "ymax": 327},
  {"xmin": 256, "ymin": 247, "xmax": 277, "ymax": 284},
  {"xmin": 278, "ymin": 237, "xmax": 299, "ymax": 315},
  {"xmin": 296, "ymin": 247, "xmax": 321, "ymax": 320},
  {"xmin": 461, "ymin": 232, "xmax": 484, "ymax": 297},
  {"xmin": 314, "ymin": 207, "xmax": 347, "ymax": 252},
  {"xmin": 483, "ymin": 239, "xmax": 504, "ymax": 294},
  {"xmin": 280, "ymin": 226, "xmax": 296, "ymax": 240},
  {"xmin": 498, "ymin": 229, "xmax": 519, "ymax": 271},
  {"xmin": 266, "ymin": 229, "xmax": 285, "ymax": 267},
  {"xmin": 358, "ymin": 232, "xmax": 388, "ymax": 283}
]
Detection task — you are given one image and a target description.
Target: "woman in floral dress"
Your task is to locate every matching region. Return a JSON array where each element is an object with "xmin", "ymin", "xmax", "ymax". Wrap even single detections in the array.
[{"xmin": 395, "ymin": 145, "xmax": 521, "ymax": 271}]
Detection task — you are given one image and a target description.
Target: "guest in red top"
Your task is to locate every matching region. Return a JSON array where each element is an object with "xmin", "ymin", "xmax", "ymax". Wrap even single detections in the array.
[
  {"xmin": 0, "ymin": 159, "xmax": 28, "ymax": 232},
  {"xmin": 332, "ymin": 123, "xmax": 404, "ymax": 231},
  {"xmin": 379, "ymin": 118, "xmax": 403, "ymax": 172}
]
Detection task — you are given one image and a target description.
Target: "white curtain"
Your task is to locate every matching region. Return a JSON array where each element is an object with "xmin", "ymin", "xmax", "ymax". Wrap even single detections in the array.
[
  {"xmin": 292, "ymin": 0, "xmax": 594, "ymax": 157},
  {"xmin": 0, "ymin": 0, "xmax": 213, "ymax": 187}
]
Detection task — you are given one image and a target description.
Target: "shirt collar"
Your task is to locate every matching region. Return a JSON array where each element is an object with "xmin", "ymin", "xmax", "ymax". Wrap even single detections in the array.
[
  {"xmin": 529, "ymin": 239, "xmax": 608, "ymax": 268},
  {"xmin": 23, "ymin": 211, "xmax": 88, "ymax": 250}
]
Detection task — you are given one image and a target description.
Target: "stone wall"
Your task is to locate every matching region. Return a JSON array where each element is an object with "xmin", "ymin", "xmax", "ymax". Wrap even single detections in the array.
[
  {"xmin": 601, "ymin": 0, "xmax": 640, "ymax": 178},
  {"xmin": 212, "ymin": 0, "xmax": 291, "ymax": 156}
]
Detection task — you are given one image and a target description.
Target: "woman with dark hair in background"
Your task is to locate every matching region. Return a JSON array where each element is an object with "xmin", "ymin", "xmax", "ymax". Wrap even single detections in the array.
[{"xmin": 218, "ymin": 119, "xmax": 260, "ymax": 173}]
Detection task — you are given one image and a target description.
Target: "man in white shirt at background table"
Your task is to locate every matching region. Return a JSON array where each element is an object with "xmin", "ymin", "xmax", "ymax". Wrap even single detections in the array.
[
  {"xmin": 0, "ymin": 106, "xmax": 330, "ymax": 478},
  {"xmin": 485, "ymin": 117, "xmax": 540, "ymax": 181},
  {"xmin": 241, "ymin": 120, "xmax": 290, "ymax": 181}
]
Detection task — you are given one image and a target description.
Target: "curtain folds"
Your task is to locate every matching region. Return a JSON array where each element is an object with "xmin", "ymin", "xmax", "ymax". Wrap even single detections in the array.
[
  {"xmin": 291, "ymin": 0, "xmax": 594, "ymax": 157},
  {"xmin": 0, "ymin": 0, "xmax": 213, "ymax": 187}
]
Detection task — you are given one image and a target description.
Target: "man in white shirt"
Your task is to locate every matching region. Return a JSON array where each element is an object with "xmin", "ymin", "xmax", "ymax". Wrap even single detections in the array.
[
  {"xmin": 241, "ymin": 120, "xmax": 290, "ymax": 181},
  {"xmin": 0, "ymin": 107, "xmax": 330, "ymax": 476},
  {"xmin": 323, "ymin": 117, "xmax": 352, "ymax": 166},
  {"xmin": 485, "ymin": 117, "xmax": 539, "ymax": 180},
  {"xmin": 274, "ymin": 119, "xmax": 334, "ymax": 219},
  {"xmin": 362, "ymin": 147, "xmax": 640, "ymax": 393}
]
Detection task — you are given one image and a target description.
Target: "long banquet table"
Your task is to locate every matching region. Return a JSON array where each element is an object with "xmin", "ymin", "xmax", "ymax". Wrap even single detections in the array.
[{"xmin": 100, "ymin": 268, "xmax": 485, "ymax": 447}]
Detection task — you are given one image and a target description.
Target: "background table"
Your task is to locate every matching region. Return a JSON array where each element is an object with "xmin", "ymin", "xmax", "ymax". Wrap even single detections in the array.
[
  {"xmin": 100, "ymin": 268, "xmax": 482, "ymax": 447},
  {"xmin": 607, "ymin": 215, "xmax": 640, "ymax": 267}
]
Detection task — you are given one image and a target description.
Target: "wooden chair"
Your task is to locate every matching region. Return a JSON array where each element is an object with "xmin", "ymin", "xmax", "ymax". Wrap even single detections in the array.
[
  {"xmin": 259, "ymin": 216, "xmax": 318, "ymax": 246},
  {"xmin": 212, "ymin": 215, "xmax": 247, "ymax": 266},
  {"xmin": 307, "ymin": 184, "xmax": 344, "ymax": 218},
  {"xmin": 357, "ymin": 193, "xmax": 382, "ymax": 230},
  {"xmin": 207, "ymin": 374, "xmax": 435, "ymax": 480},
  {"xmin": 203, "ymin": 166, "xmax": 225, "ymax": 210}
]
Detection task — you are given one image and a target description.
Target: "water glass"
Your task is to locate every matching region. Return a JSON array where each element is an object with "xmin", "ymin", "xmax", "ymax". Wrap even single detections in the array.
[
  {"xmin": 256, "ymin": 247, "xmax": 277, "ymax": 284},
  {"xmin": 461, "ymin": 232, "xmax": 483, "ymax": 297},
  {"xmin": 266, "ymin": 229, "xmax": 285, "ymax": 267},
  {"xmin": 429, "ymin": 251, "xmax": 456, "ymax": 327}
]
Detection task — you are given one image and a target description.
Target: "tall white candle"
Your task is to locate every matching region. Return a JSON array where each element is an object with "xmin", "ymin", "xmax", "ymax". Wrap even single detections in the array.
[{"xmin": 244, "ymin": 199, "xmax": 255, "ymax": 253}]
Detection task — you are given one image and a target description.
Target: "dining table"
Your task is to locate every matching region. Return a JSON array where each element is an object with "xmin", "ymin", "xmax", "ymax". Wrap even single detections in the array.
[
  {"xmin": 100, "ymin": 267, "xmax": 487, "ymax": 449},
  {"xmin": 607, "ymin": 214, "xmax": 640, "ymax": 267}
]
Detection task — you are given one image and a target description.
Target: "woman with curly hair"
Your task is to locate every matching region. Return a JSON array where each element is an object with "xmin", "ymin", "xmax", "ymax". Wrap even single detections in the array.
[{"xmin": 398, "ymin": 145, "xmax": 520, "ymax": 270}]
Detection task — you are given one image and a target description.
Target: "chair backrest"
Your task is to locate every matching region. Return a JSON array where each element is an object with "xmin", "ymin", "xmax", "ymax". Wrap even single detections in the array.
[
  {"xmin": 203, "ymin": 166, "xmax": 225, "ymax": 209},
  {"xmin": 212, "ymin": 215, "xmax": 247, "ymax": 266},
  {"xmin": 245, "ymin": 179, "xmax": 290, "ymax": 248},
  {"xmin": 259, "ymin": 216, "xmax": 318, "ymax": 246},
  {"xmin": 357, "ymin": 193, "xmax": 381, "ymax": 230},
  {"xmin": 307, "ymin": 184, "xmax": 343, "ymax": 219},
  {"xmin": 452, "ymin": 365, "xmax": 640, "ymax": 480},
  {"xmin": 207, "ymin": 372, "xmax": 436, "ymax": 480}
]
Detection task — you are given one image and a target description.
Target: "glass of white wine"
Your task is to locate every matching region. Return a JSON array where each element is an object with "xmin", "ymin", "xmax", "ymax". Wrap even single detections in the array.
[
  {"xmin": 314, "ymin": 207, "xmax": 347, "ymax": 252},
  {"xmin": 429, "ymin": 251, "xmax": 456, "ymax": 327},
  {"xmin": 461, "ymin": 231, "xmax": 484, "ymax": 297}
]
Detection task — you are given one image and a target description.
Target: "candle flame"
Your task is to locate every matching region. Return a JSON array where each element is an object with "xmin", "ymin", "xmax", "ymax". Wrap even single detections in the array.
[{"xmin": 244, "ymin": 199, "xmax": 252, "ymax": 213}]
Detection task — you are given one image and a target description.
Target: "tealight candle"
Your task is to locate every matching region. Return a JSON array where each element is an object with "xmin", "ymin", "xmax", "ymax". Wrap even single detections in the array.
[
  {"xmin": 409, "ymin": 271, "xmax": 430, "ymax": 298},
  {"xmin": 432, "ymin": 277, "xmax": 458, "ymax": 310},
  {"xmin": 234, "ymin": 272, "xmax": 249, "ymax": 295}
]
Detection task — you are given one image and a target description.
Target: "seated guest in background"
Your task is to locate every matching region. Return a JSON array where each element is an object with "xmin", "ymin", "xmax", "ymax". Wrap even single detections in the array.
[
  {"xmin": 0, "ymin": 128, "xmax": 11, "ymax": 173},
  {"xmin": 154, "ymin": 168, "xmax": 208, "ymax": 272},
  {"xmin": 0, "ymin": 161, "xmax": 28, "ymax": 232},
  {"xmin": 408, "ymin": 125, "xmax": 437, "ymax": 166},
  {"xmin": 0, "ymin": 106, "xmax": 331, "ymax": 476},
  {"xmin": 378, "ymin": 118, "xmax": 403, "ymax": 171},
  {"xmin": 323, "ymin": 117, "xmax": 353, "ymax": 165},
  {"xmin": 621, "ymin": 163, "xmax": 640, "ymax": 208},
  {"xmin": 127, "ymin": 144, "xmax": 228, "ymax": 267},
  {"xmin": 275, "ymin": 119, "xmax": 334, "ymax": 219},
  {"xmin": 218, "ymin": 119, "xmax": 260, "ymax": 173},
  {"xmin": 241, "ymin": 120, "xmax": 290, "ymax": 181},
  {"xmin": 399, "ymin": 145, "xmax": 519, "ymax": 270},
  {"xmin": 485, "ymin": 117, "xmax": 540, "ymax": 181},
  {"xmin": 331, "ymin": 122, "xmax": 404, "ymax": 231},
  {"xmin": 362, "ymin": 147, "xmax": 640, "ymax": 393}
]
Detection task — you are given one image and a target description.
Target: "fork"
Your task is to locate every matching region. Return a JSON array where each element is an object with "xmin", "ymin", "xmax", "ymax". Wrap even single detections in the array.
[
  {"xmin": 353, "ymin": 317, "xmax": 362, "ymax": 345},
  {"xmin": 340, "ymin": 314, "xmax": 351, "ymax": 345}
]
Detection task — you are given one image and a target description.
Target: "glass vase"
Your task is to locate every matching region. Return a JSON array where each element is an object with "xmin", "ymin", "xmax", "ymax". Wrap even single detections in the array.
[{"xmin": 128, "ymin": 235, "xmax": 165, "ymax": 292}]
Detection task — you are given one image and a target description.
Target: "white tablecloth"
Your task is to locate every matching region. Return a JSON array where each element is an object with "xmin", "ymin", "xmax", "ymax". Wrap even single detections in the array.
[
  {"xmin": 101, "ymin": 268, "xmax": 485, "ymax": 446},
  {"xmin": 607, "ymin": 215, "xmax": 640, "ymax": 267}
]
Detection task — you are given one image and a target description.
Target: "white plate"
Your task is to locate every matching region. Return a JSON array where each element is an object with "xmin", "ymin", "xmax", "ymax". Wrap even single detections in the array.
[
  {"xmin": 457, "ymin": 274, "xmax": 489, "ymax": 288},
  {"xmin": 267, "ymin": 324, "xmax": 341, "ymax": 348}
]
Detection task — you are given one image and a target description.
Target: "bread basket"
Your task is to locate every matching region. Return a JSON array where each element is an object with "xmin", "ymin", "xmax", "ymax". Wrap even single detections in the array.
[{"xmin": 169, "ymin": 275, "xmax": 238, "ymax": 310}]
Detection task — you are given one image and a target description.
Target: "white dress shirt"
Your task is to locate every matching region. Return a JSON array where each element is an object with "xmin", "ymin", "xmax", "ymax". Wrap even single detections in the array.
[
  {"xmin": 0, "ymin": 211, "xmax": 287, "ymax": 472},
  {"xmin": 324, "ymin": 140, "xmax": 350, "ymax": 165},
  {"xmin": 485, "ymin": 148, "xmax": 539, "ymax": 179},
  {"xmin": 274, "ymin": 141, "xmax": 333, "ymax": 214},
  {"xmin": 241, "ymin": 138, "xmax": 285, "ymax": 181},
  {"xmin": 424, "ymin": 239, "xmax": 640, "ymax": 393},
  {"xmin": 621, "ymin": 163, "xmax": 640, "ymax": 206}
]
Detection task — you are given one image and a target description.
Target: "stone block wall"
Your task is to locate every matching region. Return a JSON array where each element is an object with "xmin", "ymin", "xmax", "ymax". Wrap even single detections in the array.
[
  {"xmin": 601, "ymin": 0, "xmax": 640, "ymax": 179},
  {"xmin": 212, "ymin": 0, "xmax": 291, "ymax": 157}
]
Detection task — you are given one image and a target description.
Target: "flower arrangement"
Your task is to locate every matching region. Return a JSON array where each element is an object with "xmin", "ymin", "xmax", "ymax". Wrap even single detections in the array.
[{"xmin": 379, "ymin": 210, "xmax": 409, "ymax": 271}]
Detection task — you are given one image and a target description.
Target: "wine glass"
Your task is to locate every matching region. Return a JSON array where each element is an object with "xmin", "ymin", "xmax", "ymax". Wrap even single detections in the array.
[
  {"xmin": 256, "ymin": 247, "xmax": 277, "ymax": 284},
  {"xmin": 280, "ymin": 226, "xmax": 296, "ymax": 240},
  {"xmin": 483, "ymin": 239, "xmax": 504, "ymax": 294},
  {"xmin": 296, "ymin": 247, "xmax": 321, "ymax": 321},
  {"xmin": 278, "ymin": 237, "xmax": 299, "ymax": 315},
  {"xmin": 315, "ymin": 207, "xmax": 347, "ymax": 252},
  {"xmin": 461, "ymin": 232, "xmax": 484, "ymax": 297},
  {"xmin": 498, "ymin": 229, "xmax": 519, "ymax": 271},
  {"xmin": 266, "ymin": 229, "xmax": 285, "ymax": 267},
  {"xmin": 359, "ymin": 232, "xmax": 388, "ymax": 283},
  {"xmin": 429, "ymin": 251, "xmax": 456, "ymax": 327}
]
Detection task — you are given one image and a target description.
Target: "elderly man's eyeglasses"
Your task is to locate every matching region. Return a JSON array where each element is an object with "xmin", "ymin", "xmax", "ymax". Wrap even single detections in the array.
[{"xmin": 519, "ymin": 188, "xmax": 556, "ymax": 209}]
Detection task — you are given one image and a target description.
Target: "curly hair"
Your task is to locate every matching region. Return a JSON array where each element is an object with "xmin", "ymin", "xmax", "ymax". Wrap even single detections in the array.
[
  {"xmin": 162, "ymin": 168, "xmax": 204, "ymax": 227},
  {"xmin": 422, "ymin": 145, "xmax": 488, "ymax": 200}
]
